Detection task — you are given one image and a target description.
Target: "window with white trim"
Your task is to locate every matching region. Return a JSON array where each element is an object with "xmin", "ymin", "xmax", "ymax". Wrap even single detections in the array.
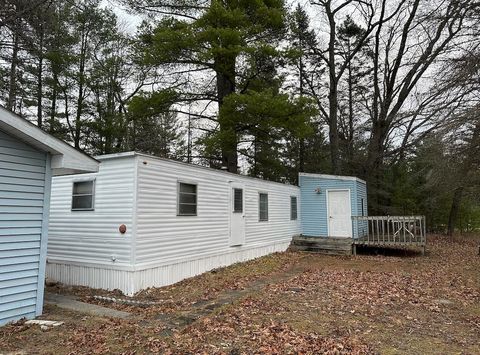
[
  {"xmin": 290, "ymin": 196, "xmax": 298, "ymax": 220},
  {"xmin": 72, "ymin": 180, "xmax": 95, "ymax": 211},
  {"xmin": 259, "ymin": 193, "xmax": 268, "ymax": 221},
  {"xmin": 178, "ymin": 182, "xmax": 197, "ymax": 216}
]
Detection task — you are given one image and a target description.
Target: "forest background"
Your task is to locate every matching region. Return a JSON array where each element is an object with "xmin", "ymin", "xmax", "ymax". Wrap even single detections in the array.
[{"xmin": 1, "ymin": 0, "xmax": 479, "ymax": 234}]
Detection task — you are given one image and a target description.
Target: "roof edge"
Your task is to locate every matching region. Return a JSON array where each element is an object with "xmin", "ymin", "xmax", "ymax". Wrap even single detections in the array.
[
  {"xmin": 299, "ymin": 172, "xmax": 366, "ymax": 184},
  {"xmin": 95, "ymin": 151, "xmax": 299, "ymax": 188},
  {"xmin": 0, "ymin": 106, "xmax": 98, "ymax": 174},
  {"xmin": 95, "ymin": 151, "xmax": 137, "ymax": 160}
]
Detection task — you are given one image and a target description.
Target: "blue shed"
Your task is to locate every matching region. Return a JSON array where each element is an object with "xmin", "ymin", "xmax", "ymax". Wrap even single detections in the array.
[
  {"xmin": 0, "ymin": 107, "xmax": 98, "ymax": 326},
  {"xmin": 299, "ymin": 173, "xmax": 367, "ymax": 238}
]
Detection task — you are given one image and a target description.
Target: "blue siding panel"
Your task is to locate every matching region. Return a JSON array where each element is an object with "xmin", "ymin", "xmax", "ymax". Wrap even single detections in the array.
[
  {"xmin": 0, "ymin": 305, "xmax": 36, "ymax": 320},
  {"xmin": 355, "ymin": 180, "xmax": 368, "ymax": 237},
  {"xmin": 299, "ymin": 174, "xmax": 367, "ymax": 238},
  {"xmin": 0, "ymin": 283, "xmax": 38, "ymax": 297},
  {"xmin": 0, "ymin": 129, "xmax": 48, "ymax": 326},
  {"xmin": 1, "ymin": 262, "xmax": 40, "ymax": 273},
  {"xmin": 0, "ymin": 255, "xmax": 40, "ymax": 267},
  {"xmin": 0, "ymin": 291, "xmax": 37, "ymax": 305}
]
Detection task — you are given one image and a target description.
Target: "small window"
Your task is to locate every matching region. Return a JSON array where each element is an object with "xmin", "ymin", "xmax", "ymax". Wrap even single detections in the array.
[
  {"xmin": 233, "ymin": 188, "xmax": 243, "ymax": 213},
  {"xmin": 290, "ymin": 196, "xmax": 298, "ymax": 220},
  {"xmin": 259, "ymin": 193, "xmax": 268, "ymax": 221},
  {"xmin": 72, "ymin": 180, "xmax": 95, "ymax": 211},
  {"xmin": 178, "ymin": 182, "xmax": 197, "ymax": 216}
]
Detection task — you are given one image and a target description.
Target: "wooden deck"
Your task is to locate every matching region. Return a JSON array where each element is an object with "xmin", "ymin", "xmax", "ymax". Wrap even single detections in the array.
[
  {"xmin": 352, "ymin": 216, "xmax": 426, "ymax": 255},
  {"xmin": 290, "ymin": 216, "xmax": 426, "ymax": 256}
]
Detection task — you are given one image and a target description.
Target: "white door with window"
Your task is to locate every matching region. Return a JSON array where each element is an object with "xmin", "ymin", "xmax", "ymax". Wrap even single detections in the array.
[
  {"xmin": 327, "ymin": 190, "xmax": 352, "ymax": 237},
  {"xmin": 229, "ymin": 185, "xmax": 246, "ymax": 246}
]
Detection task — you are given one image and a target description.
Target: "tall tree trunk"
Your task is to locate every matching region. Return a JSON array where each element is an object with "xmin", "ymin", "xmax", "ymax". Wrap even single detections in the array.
[
  {"xmin": 326, "ymin": 7, "xmax": 340, "ymax": 175},
  {"xmin": 215, "ymin": 56, "xmax": 237, "ymax": 173},
  {"xmin": 74, "ymin": 35, "xmax": 87, "ymax": 148},
  {"xmin": 7, "ymin": 28, "xmax": 19, "ymax": 112},
  {"xmin": 49, "ymin": 72, "xmax": 58, "ymax": 134},
  {"xmin": 447, "ymin": 187, "xmax": 464, "ymax": 236},
  {"xmin": 366, "ymin": 118, "xmax": 389, "ymax": 214},
  {"xmin": 328, "ymin": 67, "xmax": 340, "ymax": 175},
  {"xmin": 347, "ymin": 47, "xmax": 354, "ymax": 165},
  {"xmin": 298, "ymin": 49, "xmax": 305, "ymax": 173},
  {"xmin": 37, "ymin": 27, "xmax": 44, "ymax": 128}
]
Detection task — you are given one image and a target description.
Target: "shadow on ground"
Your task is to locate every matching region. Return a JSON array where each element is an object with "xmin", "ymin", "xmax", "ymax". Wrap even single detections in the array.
[{"xmin": 355, "ymin": 245, "xmax": 423, "ymax": 257}]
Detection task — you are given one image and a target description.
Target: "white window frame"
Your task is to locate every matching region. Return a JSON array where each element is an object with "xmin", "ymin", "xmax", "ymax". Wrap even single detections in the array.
[
  {"xmin": 71, "ymin": 179, "xmax": 95, "ymax": 211},
  {"xmin": 177, "ymin": 181, "xmax": 198, "ymax": 216},
  {"xmin": 259, "ymin": 192, "xmax": 268, "ymax": 222}
]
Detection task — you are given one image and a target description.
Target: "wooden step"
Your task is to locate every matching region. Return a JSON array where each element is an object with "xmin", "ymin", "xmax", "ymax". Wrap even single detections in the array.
[
  {"xmin": 290, "ymin": 243, "xmax": 352, "ymax": 251},
  {"xmin": 290, "ymin": 245, "xmax": 352, "ymax": 254},
  {"xmin": 290, "ymin": 236, "xmax": 353, "ymax": 255},
  {"xmin": 292, "ymin": 239, "xmax": 352, "ymax": 246}
]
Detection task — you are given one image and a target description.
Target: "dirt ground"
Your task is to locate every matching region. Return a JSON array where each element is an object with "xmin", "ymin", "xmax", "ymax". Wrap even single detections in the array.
[{"xmin": 1, "ymin": 234, "xmax": 479, "ymax": 354}]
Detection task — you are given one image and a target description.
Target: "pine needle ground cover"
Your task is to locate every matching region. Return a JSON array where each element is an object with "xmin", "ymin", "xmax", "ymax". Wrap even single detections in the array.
[{"xmin": 1, "ymin": 235, "xmax": 479, "ymax": 354}]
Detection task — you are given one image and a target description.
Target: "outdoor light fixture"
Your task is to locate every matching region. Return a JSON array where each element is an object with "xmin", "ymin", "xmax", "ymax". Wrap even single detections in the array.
[
  {"xmin": 315, "ymin": 187, "xmax": 322, "ymax": 194},
  {"xmin": 119, "ymin": 224, "xmax": 127, "ymax": 234}
]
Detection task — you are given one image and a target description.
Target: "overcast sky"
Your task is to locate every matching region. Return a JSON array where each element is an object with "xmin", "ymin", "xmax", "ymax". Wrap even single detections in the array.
[{"xmin": 101, "ymin": 0, "xmax": 324, "ymax": 34}]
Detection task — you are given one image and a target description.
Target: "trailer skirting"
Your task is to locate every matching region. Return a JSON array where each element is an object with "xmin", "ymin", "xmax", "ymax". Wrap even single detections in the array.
[{"xmin": 46, "ymin": 241, "xmax": 291, "ymax": 296}]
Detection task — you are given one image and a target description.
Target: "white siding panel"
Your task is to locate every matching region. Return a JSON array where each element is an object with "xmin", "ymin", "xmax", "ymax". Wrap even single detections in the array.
[
  {"xmin": 135, "ymin": 156, "xmax": 301, "ymax": 269},
  {"xmin": 47, "ymin": 242, "xmax": 290, "ymax": 296},
  {"xmin": 48, "ymin": 157, "xmax": 135, "ymax": 267},
  {"xmin": 0, "ymin": 130, "xmax": 46, "ymax": 326},
  {"xmin": 46, "ymin": 262, "xmax": 135, "ymax": 296},
  {"xmin": 133, "ymin": 241, "xmax": 291, "ymax": 294}
]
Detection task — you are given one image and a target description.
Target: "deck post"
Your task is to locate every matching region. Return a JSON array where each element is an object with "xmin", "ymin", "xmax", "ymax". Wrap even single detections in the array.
[{"xmin": 353, "ymin": 243, "xmax": 357, "ymax": 256}]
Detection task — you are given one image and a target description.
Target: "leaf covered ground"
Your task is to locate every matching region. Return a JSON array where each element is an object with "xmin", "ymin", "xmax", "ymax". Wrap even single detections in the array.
[{"xmin": 1, "ymin": 234, "xmax": 479, "ymax": 354}]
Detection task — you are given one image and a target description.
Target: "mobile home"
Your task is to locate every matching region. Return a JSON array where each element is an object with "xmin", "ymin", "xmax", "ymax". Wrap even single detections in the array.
[{"xmin": 47, "ymin": 152, "xmax": 301, "ymax": 295}]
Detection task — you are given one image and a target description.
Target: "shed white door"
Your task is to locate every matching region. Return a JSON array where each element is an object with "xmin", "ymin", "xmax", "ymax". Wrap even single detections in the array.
[
  {"xmin": 327, "ymin": 190, "xmax": 352, "ymax": 237},
  {"xmin": 229, "ymin": 186, "xmax": 245, "ymax": 246}
]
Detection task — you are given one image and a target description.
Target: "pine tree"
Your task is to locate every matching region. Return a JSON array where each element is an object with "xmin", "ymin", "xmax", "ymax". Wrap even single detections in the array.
[
  {"xmin": 127, "ymin": 90, "xmax": 186, "ymax": 160},
  {"xmin": 131, "ymin": 0, "xmax": 315, "ymax": 173}
]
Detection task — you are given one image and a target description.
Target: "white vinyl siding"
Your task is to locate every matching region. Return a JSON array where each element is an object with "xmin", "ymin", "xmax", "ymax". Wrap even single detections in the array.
[
  {"xmin": 47, "ymin": 157, "xmax": 135, "ymax": 267},
  {"xmin": 135, "ymin": 155, "xmax": 301, "ymax": 284}
]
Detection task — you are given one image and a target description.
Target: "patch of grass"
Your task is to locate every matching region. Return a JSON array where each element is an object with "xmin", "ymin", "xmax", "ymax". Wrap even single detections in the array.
[
  {"xmin": 2, "ymin": 234, "xmax": 479, "ymax": 354},
  {"xmin": 47, "ymin": 251, "xmax": 305, "ymax": 316}
]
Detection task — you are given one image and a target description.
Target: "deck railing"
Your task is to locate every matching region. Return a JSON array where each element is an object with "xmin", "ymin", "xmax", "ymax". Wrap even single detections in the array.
[{"xmin": 352, "ymin": 216, "xmax": 426, "ymax": 253}]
